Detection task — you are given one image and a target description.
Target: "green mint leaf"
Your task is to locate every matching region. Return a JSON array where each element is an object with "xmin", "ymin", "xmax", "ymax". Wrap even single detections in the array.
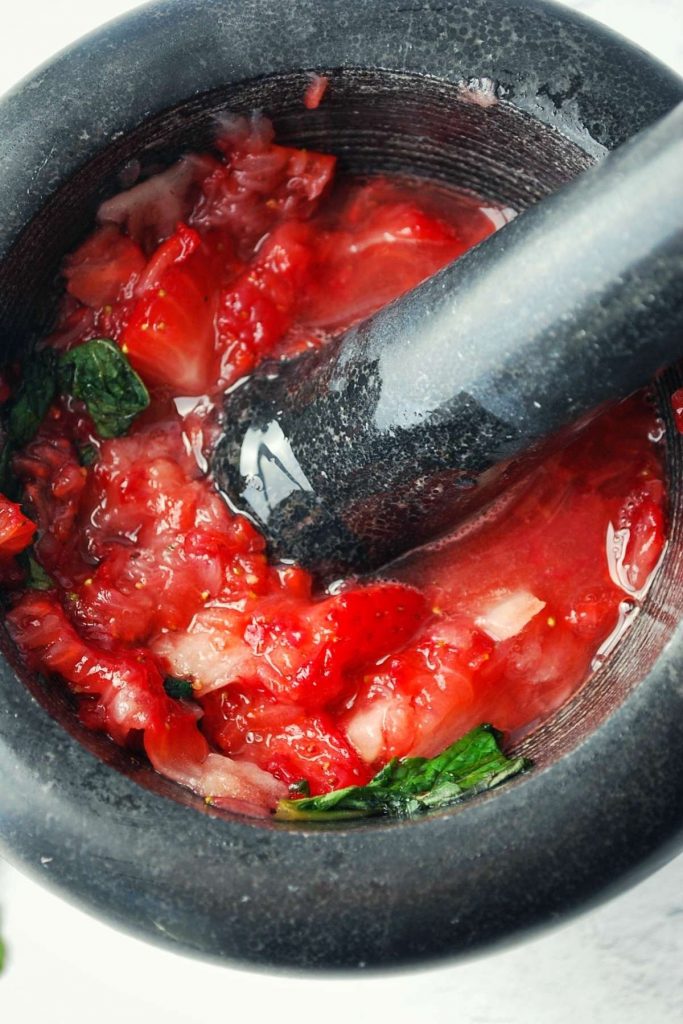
[
  {"xmin": 58, "ymin": 339, "xmax": 149, "ymax": 439},
  {"xmin": 78, "ymin": 443, "xmax": 98, "ymax": 467},
  {"xmin": 163, "ymin": 676, "xmax": 194, "ymax": 700},
  {"xmin": 23, "ymin": 552, "xmax": 55, "ymax": 591},
  {"xmin": 16, "ymin": 548, "xmax": 55, "ymax": 590},
  {"xmin": 7, "ymin": 349, "xmax": 57, "ymax": 448},
  {"xmin": 276, "ymin": 724, "xmax": 529, "ymax": 821}
]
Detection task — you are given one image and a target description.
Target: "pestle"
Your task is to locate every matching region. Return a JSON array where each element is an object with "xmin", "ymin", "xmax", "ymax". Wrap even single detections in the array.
[{"xmin": 211, "ymin": 102, "xmax": 683, "ymax": 578}]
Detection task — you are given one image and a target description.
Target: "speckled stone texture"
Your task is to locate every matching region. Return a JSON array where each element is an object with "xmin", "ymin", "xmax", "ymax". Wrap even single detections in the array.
[{"xmin": 0, "ymin": 0, "xmax": 682, "ymax": 971}]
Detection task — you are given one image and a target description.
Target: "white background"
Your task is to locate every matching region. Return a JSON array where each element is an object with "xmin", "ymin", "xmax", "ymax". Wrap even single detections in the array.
[{"xmin": 1, "ymin": 2, "xmax": 682, "ymax": 1021}]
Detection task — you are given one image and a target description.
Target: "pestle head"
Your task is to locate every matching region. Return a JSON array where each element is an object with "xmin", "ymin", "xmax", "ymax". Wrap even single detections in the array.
[{"xmin": 212, "ymin": 335, "xmax": 525, "ymax": 577}]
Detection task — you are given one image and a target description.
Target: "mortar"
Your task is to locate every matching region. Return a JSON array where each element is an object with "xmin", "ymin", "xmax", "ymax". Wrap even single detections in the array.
[{"xmin": 0, "ymin": 0, "xmax": 682, "ymax": 970}]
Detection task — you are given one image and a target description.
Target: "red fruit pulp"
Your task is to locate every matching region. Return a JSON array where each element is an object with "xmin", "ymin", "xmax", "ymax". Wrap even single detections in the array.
[{"xmin": 2, "ymin": 116, "xmax": 667, "ymax": 814}]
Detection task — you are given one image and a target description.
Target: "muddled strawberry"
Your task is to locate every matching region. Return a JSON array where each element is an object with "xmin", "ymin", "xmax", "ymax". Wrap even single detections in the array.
[
  {"xmin": 152, "ymin": 580, "xmax": 427, "ymax": 708},
  {"xmin": 97, "ymin": 153, "xmax": 219, "ymax": 252},
  {"xmin": 201, "ymin": 683, "xmax": 371, "ymax": 795},
  {"xmin": 7, "ymin": 592, "xmax": 170, "ymax": 745},
  {"xmin": 191, "ymin": 115, "xmax": 335, "ymax": 256},
  {"xmin": 64, "ymin": 225, "xmax": 146, "ymax": 309},
  {"xmin": 615, "ymin": 476, "xmax": 666, "ymax": 593},
  {"xmin": 121, "ymin": 224, "xmax": 222, "ymax": 394},
  {"xmin": 0, "ymin": 494, "xmax": 36, "ymax": 556},
  {"xmin": 303, "ymin": 74, "xmax": 329, "ymax": 110},
  {"xmin": 7, "ymin": 591, "xmax": 283, "ymax": 813},
  {"xmin": 13, "ymin": 435, "xmax": 86, "ymax": 571}
]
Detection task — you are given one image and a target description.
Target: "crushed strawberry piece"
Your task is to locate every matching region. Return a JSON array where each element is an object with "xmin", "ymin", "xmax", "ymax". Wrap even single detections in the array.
[
  {"xmin": 201, "ymin": 684, "xmax": 371, "ymax": 795},
  {"xmin": 0, "ymin": 494, "xmax": 36, "ymax": 556},
  {"xmin": 64, "ymin": 225, "xmax": 146, "ymax": 309},
  {"xmin": 13, "ymin": 435, "xmax": 86, "ymax": 567},
  {"xmin": 303, "ymin": 74, "xmax": 329, "ymax": 110}
]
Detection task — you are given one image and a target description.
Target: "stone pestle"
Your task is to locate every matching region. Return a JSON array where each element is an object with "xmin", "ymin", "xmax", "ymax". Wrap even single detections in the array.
[{"xmin": 210, "ymin": 102, "xmax": 683, "ymax": 579}]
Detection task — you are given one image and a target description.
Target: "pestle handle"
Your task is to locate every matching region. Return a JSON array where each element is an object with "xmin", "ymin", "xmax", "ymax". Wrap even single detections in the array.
[{"xmin": 212, "ymin": 102, "xmax": 683, "ymax": 578}]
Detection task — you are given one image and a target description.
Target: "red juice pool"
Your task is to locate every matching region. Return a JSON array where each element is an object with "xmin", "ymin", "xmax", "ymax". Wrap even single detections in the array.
[{"xmin": 0, "ymin": 115, "xmax": 666, "ymax": 815}]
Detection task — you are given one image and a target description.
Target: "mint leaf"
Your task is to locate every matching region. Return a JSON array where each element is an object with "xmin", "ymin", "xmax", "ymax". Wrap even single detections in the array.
[
  {"xmin": 3, "ymin": 338, "xmax": 147, "ymax": 455},
  {"xmin": 58, "ymin": 338, "xmax": 149, "ymax": 439},
  {"xmin": 24, "ymin": 552, "xmax": 54, "ymax": 591},
  {"xmin": 7, "ymin": 349, "xmax": 57, "ymax": 448},
  {"xmin": 2, "ymin": 348, "xmax": 58, "ymax": 500},
  {"xmin": 163, "ymin": 676, "xmax": 194, "ymax": 700},
  {"xmin": 1, "ymin": 339, "xmax": 146, "ymax": 492},
  {"xmin": 15, "ymin": 549, "xmax": 55, "ymax": 590},
  {"xmin": 276, "ymin": 724, "xmax": 529, "ymax": 821},
  {"xmin": 78, "ymin": 443, "xmax": 98, "ymax": 467}
]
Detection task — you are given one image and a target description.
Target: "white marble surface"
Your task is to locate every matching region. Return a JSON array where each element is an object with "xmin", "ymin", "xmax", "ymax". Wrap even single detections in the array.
[{"xmin": 1, "ymin": 1, "xmax": 682, "ymax": 1021}]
